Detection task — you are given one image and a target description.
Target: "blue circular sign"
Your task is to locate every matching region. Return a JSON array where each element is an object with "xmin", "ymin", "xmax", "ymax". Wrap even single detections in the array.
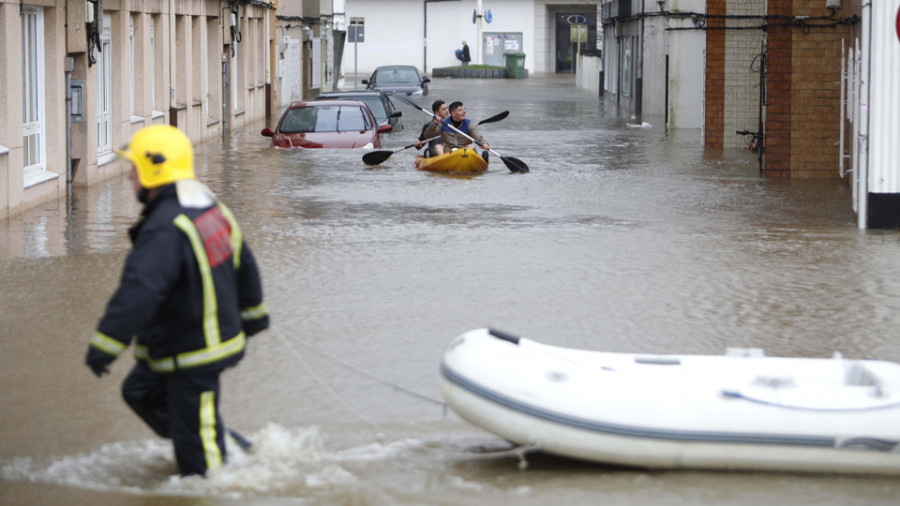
[{"xmin": 485, "ymin": 9, "xmax": 493, "ymax": 24}]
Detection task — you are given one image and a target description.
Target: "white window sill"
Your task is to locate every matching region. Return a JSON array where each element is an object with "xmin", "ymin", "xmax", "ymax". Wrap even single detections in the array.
[
  {"xmin": 151, "ymin": 110, "xmax": 165, "ymax": 119},
  {"xmin": 24, "ymin": 170, "xmax": 60, "ymax": 188},
  {"xmin": 0, "ymin": 145, "xmax": 9, "ymax": 156},
  {"xmin": 130, "ymin": 115, "xmax": 145, "ymax": 124},
  {"xmin": 99, "ymin": 152, "xmax": 116, "ymax": 166}
]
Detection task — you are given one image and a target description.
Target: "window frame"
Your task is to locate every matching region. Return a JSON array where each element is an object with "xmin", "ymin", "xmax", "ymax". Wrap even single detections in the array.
[{"xmin": 22, "ymin": 6, "xmax": 48, "ymax": 187}]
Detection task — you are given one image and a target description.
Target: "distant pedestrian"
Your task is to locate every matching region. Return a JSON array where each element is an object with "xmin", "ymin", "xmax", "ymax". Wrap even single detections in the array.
[
  {"xmin": 85, "ymin": 124, "xmax": 270, "ymax": 477},
  {"xmin": 455, "ymin": 41, "xmax": 471, "ymax": 65}
]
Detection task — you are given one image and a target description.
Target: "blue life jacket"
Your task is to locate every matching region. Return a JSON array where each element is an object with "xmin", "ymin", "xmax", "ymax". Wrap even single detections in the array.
[{"xmin": 441, "ymin": 117, "xmax": 470, "ymax": 135}]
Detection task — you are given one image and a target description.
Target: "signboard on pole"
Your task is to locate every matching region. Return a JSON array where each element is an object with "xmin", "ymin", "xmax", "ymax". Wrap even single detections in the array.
[
  {"xmin": 350, "ymin": 17, "xmax": 364, "ymax": 89},
  {"xmin": 349, "ymin": 17, "xmax": 365, "ymax": 43}
]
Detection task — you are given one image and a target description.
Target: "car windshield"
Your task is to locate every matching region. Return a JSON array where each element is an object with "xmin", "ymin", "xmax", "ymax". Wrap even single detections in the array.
[
  {"xmin": 373, "ymin": 68, "xmax": 420, "ymax": 85},
  {"xmin": 358, "ymin": 97, "xmax": 387, "ymax": 121},
  {"xmin": 280, "ymin": 105, "xmax": 369, "ymax": 133}
]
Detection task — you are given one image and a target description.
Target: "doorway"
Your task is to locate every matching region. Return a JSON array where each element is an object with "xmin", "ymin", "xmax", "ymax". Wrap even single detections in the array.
[{"xmin": 555, "ymin": 12, "xmax": 596, "ymax": 73}]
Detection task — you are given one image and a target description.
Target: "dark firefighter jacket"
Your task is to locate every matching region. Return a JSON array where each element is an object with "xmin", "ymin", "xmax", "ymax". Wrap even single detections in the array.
[{"xmin": 90, "ymin": 181, "xmax": 269, "ymax": 374}]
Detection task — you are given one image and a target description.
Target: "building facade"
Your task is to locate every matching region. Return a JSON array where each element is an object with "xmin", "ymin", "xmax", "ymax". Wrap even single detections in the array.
[
  {"xmin": 599, "ymin": 0, "xmax": 864, "ymax": 179},
  {"xmin": 339, "ymin": 0, "xmax": 601, "ymax": 80},
  {"xmin": 1, "ymin": 0, "xmax": 298, "ymax": 220}
]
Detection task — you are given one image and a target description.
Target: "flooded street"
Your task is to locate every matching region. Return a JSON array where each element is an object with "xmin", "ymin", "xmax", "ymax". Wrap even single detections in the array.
[{"xmin": 2, "ymin": 74, "xmax": 900, "ymax": 505}]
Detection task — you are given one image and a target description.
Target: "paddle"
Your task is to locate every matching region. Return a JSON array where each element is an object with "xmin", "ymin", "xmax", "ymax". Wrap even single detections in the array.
[
  {"xmin": 393, "ymin": 95, "xmax": 529, "ymax": 173},
  {"xmin": 362, "ymin": 136, "xmax": 440, "ymax": 166}
]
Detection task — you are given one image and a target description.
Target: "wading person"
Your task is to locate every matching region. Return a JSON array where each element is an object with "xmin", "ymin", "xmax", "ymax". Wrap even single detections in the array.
[
  {"xmin": 85, "ymin": 124, "xmax": 270, "ymax": 477},
  {"xmin": 424, "ymin": 101, "xmax": 490, "ymax": 159}
]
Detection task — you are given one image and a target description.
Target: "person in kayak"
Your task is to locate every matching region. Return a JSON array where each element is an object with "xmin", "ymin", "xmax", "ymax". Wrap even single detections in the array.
[
  {"xmin": 423, "ymin": 101, "xmax": 490, "ymax": 159},
  {"xmin": 413, "ymin": 99, "xmax": 449, "ymax": 157}
]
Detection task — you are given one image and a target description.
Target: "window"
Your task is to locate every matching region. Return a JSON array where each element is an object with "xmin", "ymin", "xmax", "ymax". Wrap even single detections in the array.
[
  {"xmin": 207, "ymin": 16, "xmax": 221, "ymax": 122},
  {"xmin": 129, "ymin": 15, "xmax": 135, "ymax": 117},
  {"xmin": 22, "ymin": 7, "xmax": 46, "ymax": 186},
  {"xmin": 97, "ymin": 14, "xmax": 112, "ymax": 160},
  {"xmin": 150, "ymin": 17, "xmax": 156, "ymax": 111},
  {"xmin": 150, "ymin": 16, "xmax": 164, "ymax": 117}
]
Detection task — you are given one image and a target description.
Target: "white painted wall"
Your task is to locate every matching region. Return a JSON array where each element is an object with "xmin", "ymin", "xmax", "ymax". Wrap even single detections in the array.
[
  {"xmin": 868, "ymin": 0, "xmax": 900, "ymax": 193},
  {"xmin": 642, "ymin": 13, "xmax": 667, "ymax": 119},
  {"xmin": 341, "ymin": 0, "xmax": 575, "ymax": 78},
  {"xmin": 667, "ymin": 0, "xmax": 705, "ymax": 128}
]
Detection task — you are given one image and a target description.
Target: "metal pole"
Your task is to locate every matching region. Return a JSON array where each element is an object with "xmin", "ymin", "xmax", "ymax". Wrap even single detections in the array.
[
  {"xmin": 354, "ymin": 38, "xmax": 358, "ymax": 90},
  {"xmin": 476, "ymin": 0, "xmax": 483, "ymax": 65},
  {"xmin": 66, "ymin": 68, "xmax": 73, "ymax": 190},
  {"xmin": 222, "ymin": 53, "xmax": 228, "ymax": 144}
]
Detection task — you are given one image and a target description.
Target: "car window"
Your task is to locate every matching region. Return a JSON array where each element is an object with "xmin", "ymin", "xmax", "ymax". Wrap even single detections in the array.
[
  {"xmin": 338, "ymin": 107, "xmax": 367, "ymax": 131},
  {"xmin": 374, "ymin": 68, "xmax": 419, "ymax": 85},
  {"xmin": 280, "ymin": 107, "xmax": 319, "ymax": 133},
  {"xmin": 359, "ymin": 97, "xmax": 386, "ymax": 120},
  {"xmin": 281, "ymin": 105, "xmax": 368, "ymax": 133}
]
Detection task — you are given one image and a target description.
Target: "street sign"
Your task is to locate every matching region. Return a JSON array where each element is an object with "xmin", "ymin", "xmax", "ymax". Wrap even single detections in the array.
[
  {"xmin": 348, "ymin": 24, "xmax": 364, "ymax": 43},
  {"xmin": 349, "ymin": 17, "xmax": 364, "ymax": 43},
  {"xmin": 486, "ymin": 9, "xmax": 493, "ymax": 24},
  {"xmin": 350, "ymin": 18, "xmax": 365, "ymax": 89}
]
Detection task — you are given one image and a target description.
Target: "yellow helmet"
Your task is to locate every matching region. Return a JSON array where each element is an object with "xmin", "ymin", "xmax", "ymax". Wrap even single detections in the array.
[{"xmin": 117, "ymin": 125, "xmax": 195, "ymax": 188}]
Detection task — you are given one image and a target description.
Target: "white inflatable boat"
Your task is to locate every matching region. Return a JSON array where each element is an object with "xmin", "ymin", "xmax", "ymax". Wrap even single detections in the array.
[{"xmin": 440, "ymin": 328, "xmax": 900, "ymax": 474}]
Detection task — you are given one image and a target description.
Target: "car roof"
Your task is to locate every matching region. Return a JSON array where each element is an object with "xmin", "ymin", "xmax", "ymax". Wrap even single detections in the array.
[
  {"xmin": 287, "ymin": 99, "xmax": 369, "ymax": 108},
  {"xmin": 374, "ymin": 65, "xmax": 420, "ymax": 72},
  {"xmin": 318, "ymin": 91, "xmax": 386, "ymax": 97}
]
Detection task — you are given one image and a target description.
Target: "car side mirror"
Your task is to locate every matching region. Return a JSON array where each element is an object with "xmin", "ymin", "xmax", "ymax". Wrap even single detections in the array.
[
  {"xmin": 261, "ymin": 128, "xmax": 274, "ymax": 137},
  {"xmin": 361, "ymin": 79, "xmax": 369, "ymax": 85},
  {"xmin": 422, "ymin": 77, "xmax": 431, "ymax": 83},
  {"xmin": 378, "ymin": 124, "xmax": 393, "ymax": 133},
  {"xmin": 390, "ymin": 111, "xmax": 402, "ymax": 118}
]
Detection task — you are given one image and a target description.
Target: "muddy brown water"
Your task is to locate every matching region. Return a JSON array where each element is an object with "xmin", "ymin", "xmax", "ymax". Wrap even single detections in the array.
[{"xmin": 2, "ymin": 75, "xmax": 899, "ymax": 505}]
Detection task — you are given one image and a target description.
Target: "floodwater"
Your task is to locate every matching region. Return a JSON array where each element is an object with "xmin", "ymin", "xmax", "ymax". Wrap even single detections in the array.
[{"xmin": 2, "ymin": 75, "xmax": 900, "ymax": 505}]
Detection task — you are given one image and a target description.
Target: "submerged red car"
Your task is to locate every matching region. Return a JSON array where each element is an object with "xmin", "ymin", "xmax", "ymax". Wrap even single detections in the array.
[{"xmin": 262, "ymin": 99, "xmax": 392, "ymax": 149}]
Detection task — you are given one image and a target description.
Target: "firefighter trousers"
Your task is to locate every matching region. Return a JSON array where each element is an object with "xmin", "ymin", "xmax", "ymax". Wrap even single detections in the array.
[{"xmin": 121, "ymin": 362, "xmax": 227, "ymax": 476}]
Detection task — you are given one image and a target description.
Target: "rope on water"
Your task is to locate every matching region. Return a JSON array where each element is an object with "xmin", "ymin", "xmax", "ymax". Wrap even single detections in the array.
[
  {"xmin": 282, "ymin": 330, "xmax": 445, "ymax": 406},
  {"xmin": 272, "ymin": 329, "xmax": 538, "ymax": 463}
]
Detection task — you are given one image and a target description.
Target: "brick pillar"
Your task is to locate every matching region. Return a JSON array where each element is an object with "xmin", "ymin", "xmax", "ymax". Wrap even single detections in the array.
[
  {"xmin": 764, "ymin": 0, "xmax": 793, "ymax": 178},
  {"xmin": 704, "ymin": 0, "xmax": 727, "ymax": 149}
]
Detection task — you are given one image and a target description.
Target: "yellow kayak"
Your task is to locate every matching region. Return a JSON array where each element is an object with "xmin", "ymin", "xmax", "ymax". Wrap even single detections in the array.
[{"xmin": 415, "ymin": 148, "xmax": 488, "ymax": 174}]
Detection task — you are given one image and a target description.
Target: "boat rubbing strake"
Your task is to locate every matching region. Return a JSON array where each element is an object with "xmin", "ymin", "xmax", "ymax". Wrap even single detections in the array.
[{"xmin": 440, "ymin": 328, "xmax": 900, "ymax": 474}]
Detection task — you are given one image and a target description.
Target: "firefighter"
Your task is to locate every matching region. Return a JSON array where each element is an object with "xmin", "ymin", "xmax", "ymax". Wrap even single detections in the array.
[{"xmin": 85, "ymin": 124, "xmax": 270, "ymax": 476}]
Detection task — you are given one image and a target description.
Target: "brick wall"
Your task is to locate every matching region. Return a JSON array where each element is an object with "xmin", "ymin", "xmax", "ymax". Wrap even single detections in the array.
[
  {"xmin": 764, "ymin": 0, "xmax": 793, "ymax": 178},
  {"xmin": 765, "ymin": 0, "xmax": 860, "ymax": 178},
  {"xmin": 787, "ymin": 1, "xmax": 857, "ymax": 178},
  {"xmin": 704, "ymin": 0, "xmax": 727, "ymax": 149},
  {"xmin": 706, "ymin": 0, "xmax": 859, "ymax": 178}
]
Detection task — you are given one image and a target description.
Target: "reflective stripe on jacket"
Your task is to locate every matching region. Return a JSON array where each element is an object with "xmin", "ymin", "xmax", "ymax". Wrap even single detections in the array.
[{"xmin": 91, "ymin": 182, "xmax": 269, "ymax": 373}]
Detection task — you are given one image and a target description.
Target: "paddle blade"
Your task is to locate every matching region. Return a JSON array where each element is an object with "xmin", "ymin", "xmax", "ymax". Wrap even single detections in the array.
[
  {"xmin": 477, "ymin": 111, "xmax": 509, "ymax": 125},
  {"xmin": 392, "ymin": 94, "xmax": 427, "ymax": 113},
  {"xmin": 362, "ymin": 150, "xmax": 394, "ymax": 166},
  {"xmin": 500, "ymin": 155, "xmax": 529, "ymax": 173}
]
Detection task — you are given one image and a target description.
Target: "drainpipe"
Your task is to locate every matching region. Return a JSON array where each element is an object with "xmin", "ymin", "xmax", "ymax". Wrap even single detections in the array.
[
  {"xmin": 169, "ymin": 0, "xmax": 176, "ymax": 125},
  {"xmin": 65, "ymin": 57, "xmax": 73, "ymax": 200},
  {"xmin": 858, "ymin": 1, "xmax": 871, "ymax": 230}
]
